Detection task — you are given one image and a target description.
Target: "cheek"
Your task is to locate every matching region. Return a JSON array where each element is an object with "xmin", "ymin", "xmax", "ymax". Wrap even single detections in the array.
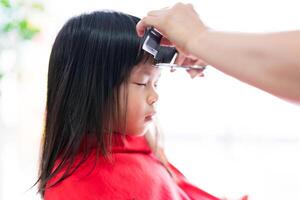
[
  {"xmin": 125, "ymin": 87, "xmax": 148, "ymax": 126},
  {"xmin": 125, "ymin": 102, "xmax": 147, "ymax": 135},
  {"xmin": 126, "ymin": 91, "xmax": 144, "ymax": 118}
]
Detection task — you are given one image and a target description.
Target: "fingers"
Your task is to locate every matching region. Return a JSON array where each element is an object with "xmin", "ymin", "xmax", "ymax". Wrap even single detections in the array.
[
  {"xmin": 136, "ymin": 17, "xmax": 172, "ymax": 47},
  {"xmin": 172, "ymin": 52, "xmax": 207, "ymax": 78},
  {"xmin": 194, "ymin": 59, "xmax": 207, "ymax": 67},
  {"xmin": 182, "ymin": 57, "xmax": 199, "ymax": 66},
  {"xmin": 136, "ymin": 18, "xmax": 150, "ymax": 37},
  {"xmin": 175, "ymin": 53, "xmax": 187, "ymax": 66},
  {"xmin": 177, "ymin": 56, "xmax": 207, "ymax": 68},
  {"xmin": 169, "ymin": 67, "xmax": 205, "ymax": 78},
  {"xmin": 186, "ymin": 60, "xmax": 206, "ymax": 78},
  {"xmin": 160, "ymin": 37, "xmax": 172, "ymax": 46},
  {"xmin": 187, "ymin": 68, "xmax": 205, "ymax": 79},
  {"xmin": 136, "ymin": 7, "xmax": 170, "ymax": 37},
  {"xmin": 136, "ymin": 16, "xmax": 159, "ymax": 37}
]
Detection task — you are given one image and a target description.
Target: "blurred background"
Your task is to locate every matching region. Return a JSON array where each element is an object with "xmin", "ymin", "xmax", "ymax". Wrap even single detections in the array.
[{"xmin": 0, "ymin": 0, "xmax": 299, "ymax": 199}]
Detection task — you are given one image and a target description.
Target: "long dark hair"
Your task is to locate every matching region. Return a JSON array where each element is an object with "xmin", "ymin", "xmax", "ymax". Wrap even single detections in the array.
[{"xmin": 37, "ymin": 11, "xmax": 149, "ymax": 196}]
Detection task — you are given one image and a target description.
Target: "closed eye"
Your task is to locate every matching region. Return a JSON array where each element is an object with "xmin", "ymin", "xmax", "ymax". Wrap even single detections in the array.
[{"xmin": 134, "ymin": 82, "xmax": 147, "ymax": 87}]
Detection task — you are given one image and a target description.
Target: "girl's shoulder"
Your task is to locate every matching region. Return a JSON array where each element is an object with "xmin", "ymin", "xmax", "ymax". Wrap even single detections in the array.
[{"xmin": 44, "ymin": 150, "xmax": 189, "ymax": 200}]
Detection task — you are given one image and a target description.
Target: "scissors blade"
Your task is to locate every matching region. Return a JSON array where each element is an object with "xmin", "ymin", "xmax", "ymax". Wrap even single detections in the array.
[{"xmin": 154, "ymin": 63, "xmax": 206, "ymax": 70}]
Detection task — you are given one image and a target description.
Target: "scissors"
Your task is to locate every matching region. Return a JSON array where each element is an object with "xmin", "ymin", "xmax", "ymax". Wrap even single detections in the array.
[{"xmin": 154, "ymin": 52, "xmax": 205, "ymax": 71}]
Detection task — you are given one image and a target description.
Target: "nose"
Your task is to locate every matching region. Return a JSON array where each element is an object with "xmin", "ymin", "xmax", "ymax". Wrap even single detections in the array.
[{"xmin": 147, "ymin": 89, "xmax": 159, "ymax": 105}]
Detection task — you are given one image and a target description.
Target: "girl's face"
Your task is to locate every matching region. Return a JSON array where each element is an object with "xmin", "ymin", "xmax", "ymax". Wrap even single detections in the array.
[{"xmin": 118, "ymin": 61, "xmax": 161, "ymax": 136}]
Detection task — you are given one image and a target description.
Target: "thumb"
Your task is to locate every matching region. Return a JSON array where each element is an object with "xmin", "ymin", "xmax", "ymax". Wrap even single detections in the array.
[{"xmin": 136, "ymin": 16, "xmax": 158, "ymax": 37}]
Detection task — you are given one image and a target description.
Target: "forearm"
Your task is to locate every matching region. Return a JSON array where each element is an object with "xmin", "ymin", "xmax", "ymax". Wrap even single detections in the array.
[{"xmin": 192, "ymin": 30, "xmax": 300, "ymax": 102}]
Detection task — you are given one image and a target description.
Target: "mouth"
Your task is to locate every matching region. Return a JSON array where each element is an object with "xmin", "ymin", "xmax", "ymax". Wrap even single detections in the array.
[{"xmin": 145, "ymin": 112, "xmax": 156, "ymax": 122}]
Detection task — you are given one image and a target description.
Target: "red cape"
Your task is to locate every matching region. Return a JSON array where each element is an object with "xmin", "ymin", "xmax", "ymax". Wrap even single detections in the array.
[{"xmin": 44, "ymin": 134, "xmax": 220, "ymax": 200}]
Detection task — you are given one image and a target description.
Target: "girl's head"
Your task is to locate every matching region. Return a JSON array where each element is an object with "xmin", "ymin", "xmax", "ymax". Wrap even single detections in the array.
[{"xmin": 38, "ymin": 10, "xmax": 162, "ymax": 195}]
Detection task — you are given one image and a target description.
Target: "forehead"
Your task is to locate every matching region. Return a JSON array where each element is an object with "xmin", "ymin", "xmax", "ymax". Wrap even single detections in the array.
[{"xmin": 131, "ymin": 61, "xmax": 161, "ymax": 78}]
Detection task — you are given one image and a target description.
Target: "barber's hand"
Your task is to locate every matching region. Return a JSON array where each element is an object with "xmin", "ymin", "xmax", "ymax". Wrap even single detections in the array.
[
  {"xmin": 175, "ymin": 53, "xmax": 207, "ymax": 79},
  {"xmin": 136, "ymin": 3, "xmax": 208, "ymax": 78},
  {"xmin": 136, "ymin": 3, "xmax": 207, "ymax": 56}
]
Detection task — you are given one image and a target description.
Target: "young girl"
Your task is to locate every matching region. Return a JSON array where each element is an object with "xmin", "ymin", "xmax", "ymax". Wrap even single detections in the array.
[{"xmin": 37, "ymin": 10, "xmax": 222, "ymax": 200}]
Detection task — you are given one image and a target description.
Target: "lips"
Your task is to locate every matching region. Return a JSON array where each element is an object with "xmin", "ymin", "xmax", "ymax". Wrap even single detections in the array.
[
  {"xmin": 145, "ymin": 112, "xmax": 156, "ymax": 121},
  {"xmin": 145, "ymin": 115, "xmax": 153, "ymax": 121}
]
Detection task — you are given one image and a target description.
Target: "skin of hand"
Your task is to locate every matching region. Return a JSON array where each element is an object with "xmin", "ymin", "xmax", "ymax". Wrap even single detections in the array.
[
  {"xmin": 137, "ymin": 3, "xmax": 300, "ymax": 103},
  {"xmin": 136, "ymin": 3, "xmax": 208, "ymax": 78},
  {"xmin": 136, "ymin": 3, "xmax": 205, "ymax": 56}
]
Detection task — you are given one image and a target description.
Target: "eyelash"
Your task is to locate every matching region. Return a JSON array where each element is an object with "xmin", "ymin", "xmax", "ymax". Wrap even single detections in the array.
[
  {"xmin": 134, "ymin": 82, "xmax": 158, "ymax": 88},
  {"xmin": 135, "ymin": 83, "xmax": 147, "ymax": 87}
]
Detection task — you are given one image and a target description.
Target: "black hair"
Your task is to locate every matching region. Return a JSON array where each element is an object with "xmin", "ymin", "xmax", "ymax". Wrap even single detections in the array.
[{"xmin": 36, "ymin": 10, "xmax": 174, "ymax": 197}]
